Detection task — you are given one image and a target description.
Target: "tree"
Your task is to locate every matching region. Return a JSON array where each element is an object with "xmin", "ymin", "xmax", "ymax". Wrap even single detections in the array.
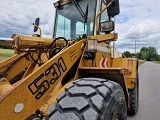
[
  {"xmin": 139, "ymin": 47, "xmax": 148, "ymax": 60},
  {"xmin": 123, "ymin": 51, "xmax": 132, "ymax": 58},
  {"xmin": 139, "ymin": 46, "xmax": 158, "ymax": 61},
  {"xmin": 147, "ymin": 46, "xmax": 158, "ymax": 61},
  {"xmin": 158, "ymin": 55, "xmax": 160, "ymax": 61},
  {"xmin": 136, "ymin": 52, "xmax": 141, "ymax": 59},
  {"xmin": 0, "ymin": 44, "xmax": 12, "ymax": 49}
]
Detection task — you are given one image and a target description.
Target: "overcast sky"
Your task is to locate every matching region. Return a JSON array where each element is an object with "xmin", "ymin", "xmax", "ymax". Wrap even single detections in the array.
[{"xmin": 0, "ymin": 0, "xmax": 160, "ymax": 53}]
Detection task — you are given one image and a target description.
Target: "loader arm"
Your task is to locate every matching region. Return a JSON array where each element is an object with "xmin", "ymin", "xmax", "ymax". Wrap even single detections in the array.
[
  {"xmin": 0, "ymin": 39, "xmax": 85, "ymax": 119},
  {"xmin": 0, "ymin": 0, "xmax": 139, "ymax": 119}
]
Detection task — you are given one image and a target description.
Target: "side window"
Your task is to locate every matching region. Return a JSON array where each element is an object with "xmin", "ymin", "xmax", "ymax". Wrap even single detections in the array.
[
  {"xmin": 76, "ymin": 22, "xmax": 87, "ymax": 35},
  {"xmin": 56, "ymin": 15, "xmax": 71, "ymax": 39},
  {"xmin": 100, "ymin": 2, "xmax": 109, "ymax": 22},
  {"xmin": 100, "ymin": 2, "xmax": 109, "ymax": 34},
  {"xmin": 76, "ymin": 21, "xmax": 93, "ymax": 36},
  {"xmin": 90, "ymin": 22, "xmax": 94, "ymax": 35}
]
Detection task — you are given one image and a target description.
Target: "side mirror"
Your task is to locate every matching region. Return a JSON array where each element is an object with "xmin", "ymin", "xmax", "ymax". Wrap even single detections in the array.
[
  {"xmin": 53, "ymin": 1, "xmax": 63, "ymax": 10},
  {"xmin": 33, "ymin": 18, "xmax": 40, "ymax": 32},
  {"xmin": 105, "ymin": 0, "xmax": 120, "ymax": 17},
  {"xmin": 100, "ymin": 21, "xmax": 114, "ymax": 32}
]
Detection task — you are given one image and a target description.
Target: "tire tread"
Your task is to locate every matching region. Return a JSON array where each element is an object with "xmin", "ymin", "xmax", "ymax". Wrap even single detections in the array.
[{"xmin": 47, "ymin": 78, "xmax": 127, "ymax": 120}]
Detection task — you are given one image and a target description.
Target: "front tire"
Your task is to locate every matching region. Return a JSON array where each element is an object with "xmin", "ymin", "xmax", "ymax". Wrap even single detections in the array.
[
  {"xmin": 46, "ymin": 78, "xmax": 127, "ymax": 120},
  {"xmin": 128, "ymin": 72, "xmax": 139, "ymax": 115}
]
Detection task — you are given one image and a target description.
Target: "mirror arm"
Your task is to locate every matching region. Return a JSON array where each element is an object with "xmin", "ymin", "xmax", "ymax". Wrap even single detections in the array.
[
  {"xmin": 33, "ymin": 24, "xmax": 42, "ymax": 37},
  {"xmin": 95, "ymin": 1, "xmax": 115, "ymax": 35}
]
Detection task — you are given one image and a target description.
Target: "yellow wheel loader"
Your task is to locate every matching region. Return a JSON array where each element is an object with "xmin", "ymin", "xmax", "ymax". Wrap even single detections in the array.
[{"xmin": 0, "ymin": 0, "xmax": 139, "ymax": 119}]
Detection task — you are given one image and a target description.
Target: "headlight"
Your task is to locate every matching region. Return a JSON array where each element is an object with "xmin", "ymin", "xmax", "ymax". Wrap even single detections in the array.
[{"xmin": 100, "ymin": 21, "xmax": 114, "ymax": 32}]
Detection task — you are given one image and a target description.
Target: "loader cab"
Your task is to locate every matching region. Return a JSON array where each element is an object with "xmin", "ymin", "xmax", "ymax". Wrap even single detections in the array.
[
  {"xmin": 53, "ymin": 0, "xmax": 119, "ymax": 39},
  {"xmin": 53, "ymin": 0, "xmax": 96, "ymax": 39}
]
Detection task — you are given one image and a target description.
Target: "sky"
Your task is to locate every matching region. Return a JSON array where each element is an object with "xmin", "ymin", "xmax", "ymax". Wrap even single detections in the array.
[{"xmin": 0, "ymin": 0, "xmax": 160, "ymax": 53}]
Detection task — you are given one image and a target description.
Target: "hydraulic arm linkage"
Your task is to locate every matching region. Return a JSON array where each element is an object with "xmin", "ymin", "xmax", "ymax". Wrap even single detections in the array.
[{"xmin": 0, "ymin": 35, "xmax": 85, "ymax": 119}]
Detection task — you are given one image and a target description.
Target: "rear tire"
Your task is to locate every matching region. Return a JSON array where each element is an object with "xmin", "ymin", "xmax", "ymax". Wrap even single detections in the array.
[
  {"xmin": 46, "ymin": 78, "xmax": 127, "ymax": 120},
  {"xmin": 128, "ymin": 72, "xmax": 139, "ymax": 115}
]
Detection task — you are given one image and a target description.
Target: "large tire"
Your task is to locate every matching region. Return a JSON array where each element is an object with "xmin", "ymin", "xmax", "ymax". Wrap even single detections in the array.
[
  {"xmin": 128, "ymin": 72, "xmax": 139, "ymax": 115},
  {"xmin": 46, "ymin": 78, "xmax": 127, "ymax": 120}
]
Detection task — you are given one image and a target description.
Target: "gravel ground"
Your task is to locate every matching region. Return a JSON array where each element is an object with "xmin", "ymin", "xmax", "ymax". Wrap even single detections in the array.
[{"xmin": 128, "ymin": 61, "xmax": 160, "ymax": 120}]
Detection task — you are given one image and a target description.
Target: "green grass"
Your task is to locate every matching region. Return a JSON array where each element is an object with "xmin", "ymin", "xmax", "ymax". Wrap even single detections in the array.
[
  {"xmin": 138, "ymin": 60, "xmax": 145, "ymax": 65},
  {"xmin": 0, "ymin": 49, "xmax": 14, "ymax": 62},
  {"xmin": 152, "ymin": 61, "xmax": 160, "ymax": 64}
]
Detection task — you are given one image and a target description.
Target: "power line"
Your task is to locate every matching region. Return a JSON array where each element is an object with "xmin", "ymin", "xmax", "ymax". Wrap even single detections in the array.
[{"xmin": 116, "ymin": 17, "xmax": 129, "ymax": 34}]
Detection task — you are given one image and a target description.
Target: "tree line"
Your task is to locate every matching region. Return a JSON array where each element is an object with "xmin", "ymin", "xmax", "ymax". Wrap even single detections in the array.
[
  {"xmin": 1, "ymin": 44, "xmax": 159, "ymax": 61},
  {"xmin": 0, "ymin": 44, "xmax": 13, "ymax": 49},
  {"xmin": 123, "ymin": 46, "xmax": 159, "ymax": 61}
]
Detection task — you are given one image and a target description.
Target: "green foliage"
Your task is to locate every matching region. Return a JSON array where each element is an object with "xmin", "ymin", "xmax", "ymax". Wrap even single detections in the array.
[
  {"xmin": 0, "ymin": 44, "xmax": 12, "ymax": 49},
  {"xmin": 123, "ymin": 46, "xmax": 159, "ymax": 61},
  {"xmin": 153, "ymin": 61, "xmax": 160, "ymax": 64},
  {"xmin": 158, "ymin": 55, "xmax": 160, "ymax": 61},
  {"xmin": 136, "ymin": 46, "xmax": 158, "ymax": 61},
  {"xmin": 123, "ymin": 51, "xmax": 132, "ymax": 58}
]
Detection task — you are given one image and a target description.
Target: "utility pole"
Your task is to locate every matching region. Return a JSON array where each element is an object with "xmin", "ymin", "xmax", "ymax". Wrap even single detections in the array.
[{"xmin": 135, "ymin": 41, "xmax": 137, "ymax": 58}]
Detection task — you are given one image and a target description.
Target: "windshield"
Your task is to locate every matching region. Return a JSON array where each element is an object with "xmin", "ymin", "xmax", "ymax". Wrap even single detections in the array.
[{"xmin": 53, "ymin": 0, "xmax": 96, "ymax": 39}]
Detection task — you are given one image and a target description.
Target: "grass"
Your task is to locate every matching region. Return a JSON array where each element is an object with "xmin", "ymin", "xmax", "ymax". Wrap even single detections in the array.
[
  {"xmin": 152, "ymin": 61, "xmax": 160, "ymax": 64},
  {"xmin": 138, "ymin": 60, "xmax": 160, "ymax": 65},
  {"xmin": 0, "ymin": 48, "xmax": 14, "ymax": 62},
  {"xmin": 138, "ymin": 60, "xmax": 145, "ymax": 65}
]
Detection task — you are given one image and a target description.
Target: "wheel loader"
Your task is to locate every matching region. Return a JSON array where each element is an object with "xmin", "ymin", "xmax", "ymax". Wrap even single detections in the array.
[{"xmin": 0, "ymin": 0, "xmax": 139, "ymax": 119}]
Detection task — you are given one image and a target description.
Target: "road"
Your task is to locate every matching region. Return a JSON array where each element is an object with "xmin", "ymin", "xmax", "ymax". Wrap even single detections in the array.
[{"xmin": 128, "ymin": 62, "xmax": 160, "ymax": 120}]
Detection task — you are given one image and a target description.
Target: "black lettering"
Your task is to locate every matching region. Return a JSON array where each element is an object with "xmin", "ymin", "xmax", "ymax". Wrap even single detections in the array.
[
  {"xmin": 58, "ymin": 57, "xmax": 67, "ymax": 72},
  {"xmin": 45, "ymin": 63, "xmax": 61, "ymax": 84},
  {"xmin": 28, "ymin": 57, "xmax": 67, "ymax": 99},
  {"xmin": 28, "ymin": 74, "xmax": 50, "ymax": 99}
]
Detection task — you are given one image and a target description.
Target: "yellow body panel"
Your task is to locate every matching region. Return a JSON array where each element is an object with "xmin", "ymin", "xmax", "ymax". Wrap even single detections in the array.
[
  {"xmin": 0, "ymin": 40, "xmax": 84, "ymax": 119},
  {"xmin": 88, "ymin": 33, "xmax": 118, "ymax": 42},
  {"xmin": 0, "ymin": 53, "xmax": 25, "ymax": 70},
  {"xmin": 15, "ymin": 35, "xmax": 54, "ymax": 49},
  {"xmin": 0, "ymin": 0, "xmax": 138, "ymax": 119},
  {"xmin": 112, "ymin": 58, "xmax": 138, "ymax": 89}
]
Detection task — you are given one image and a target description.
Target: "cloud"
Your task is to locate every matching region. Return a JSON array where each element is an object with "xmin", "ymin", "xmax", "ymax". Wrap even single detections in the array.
[
  {"xmin": 115, "ymin": 0, "xmax": 160, "ymax": 53},
  {"xmin": 0, "ymin": 0, "xmax": 56, "ymax": 38},
  {"xmin": 0, "ymin": 0, "xmax": 160, "ymax": 54}
]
